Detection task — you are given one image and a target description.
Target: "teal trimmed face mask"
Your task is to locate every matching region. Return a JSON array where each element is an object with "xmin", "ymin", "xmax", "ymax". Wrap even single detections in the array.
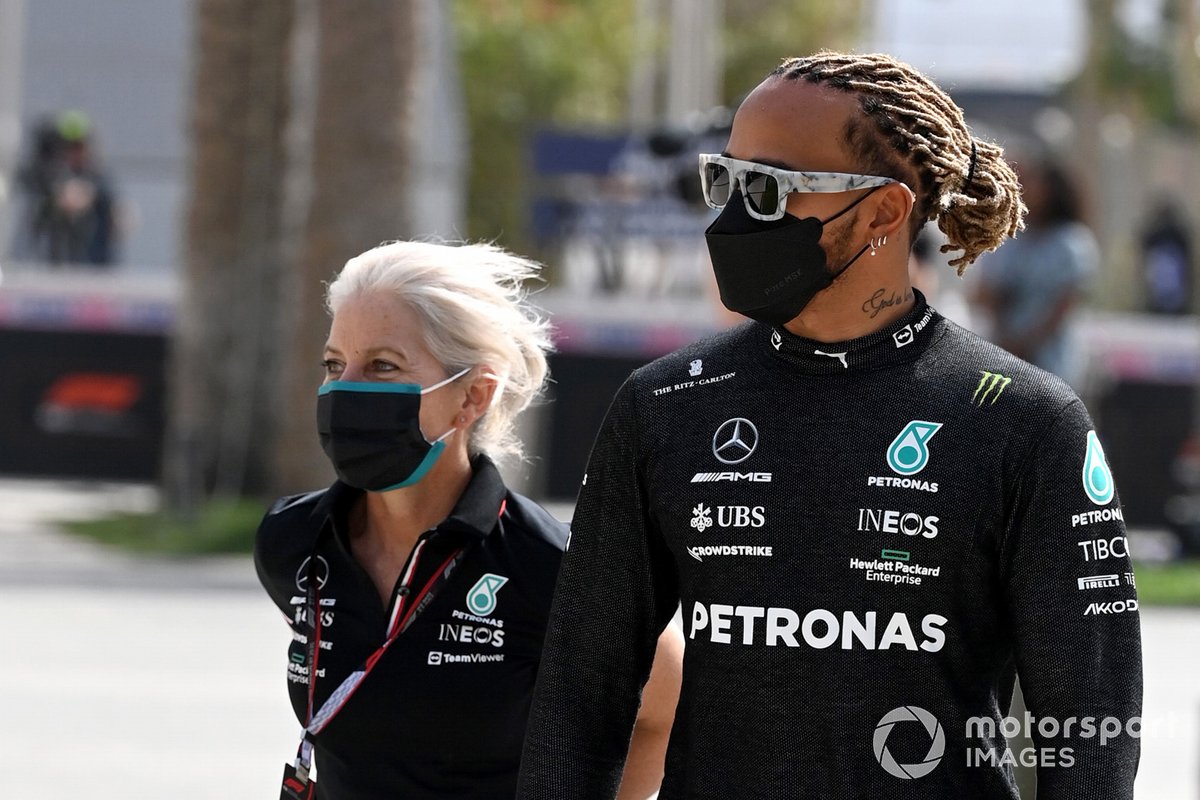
[{"xmin": 316, "ymin": 368, "xmax": 469, "ymax": 492}]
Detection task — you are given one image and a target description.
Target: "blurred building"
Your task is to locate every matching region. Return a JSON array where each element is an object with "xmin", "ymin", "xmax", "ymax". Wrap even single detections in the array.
[
  {"xmin": 0, "ymin": 0, "xmax": 465, "ymax": 484},
  {"xmin": 1, "ymin": 0, "xmax": 192, "ymax": 268}
]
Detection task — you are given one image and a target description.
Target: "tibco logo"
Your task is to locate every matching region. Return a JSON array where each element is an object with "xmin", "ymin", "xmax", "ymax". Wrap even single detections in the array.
[
  {"xmin": 857, "ymin": 508, "xmax": 939, "ymax": 538},
  {"xmin": 689, "ymin": 603, "xmax": 946, "ymax": 652},
  {"xmin": 1078, "ymin": 536, "xmax": 1129, "ymax": 562}
]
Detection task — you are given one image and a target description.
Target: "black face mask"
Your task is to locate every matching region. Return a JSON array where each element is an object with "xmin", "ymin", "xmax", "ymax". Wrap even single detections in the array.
[
  {"xmin": 316, "ymin": 368, "xmax": 468, "ymax": 492},
  {"xmin": 704, "ymin": 188, "xmax": 876, "ymax": 325}
]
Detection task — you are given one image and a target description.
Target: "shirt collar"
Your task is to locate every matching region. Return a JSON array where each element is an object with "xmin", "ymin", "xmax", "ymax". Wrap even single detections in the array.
[
  {"xmin": 310, "ymin": 454, "xmax": 508, "ymax": 540},
  {"xmin": 761, "ymin": 289, "xmax": 943, "ymax": 374}
]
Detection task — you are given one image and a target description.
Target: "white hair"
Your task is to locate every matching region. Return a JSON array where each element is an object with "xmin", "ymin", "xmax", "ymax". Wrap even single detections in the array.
[{"xmin": 326, "ymin": 240, "xmax": 553, "ymax": 461}]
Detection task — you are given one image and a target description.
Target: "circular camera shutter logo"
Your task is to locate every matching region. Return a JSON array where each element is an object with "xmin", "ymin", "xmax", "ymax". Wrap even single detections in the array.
[
  {"xmin": 712, "ymin": 418, "xmax": 759, "ymax": 464},
  {"xmin": 873, "ymin": 706, "xmax": 945, "ymax": 780},
  {"xmin": 295, "ymin": 556, "xmax": 330, "ymax": 592}
]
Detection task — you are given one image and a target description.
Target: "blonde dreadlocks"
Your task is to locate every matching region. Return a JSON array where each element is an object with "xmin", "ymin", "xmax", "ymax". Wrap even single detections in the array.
[{"xmin": 771, "ymin": 52, "xmax": 1025, "ymax": 272}]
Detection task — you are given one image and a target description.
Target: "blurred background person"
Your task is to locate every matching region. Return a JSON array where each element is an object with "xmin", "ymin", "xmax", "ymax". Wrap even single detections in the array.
[
  {"xmin": 13, "ymin": 110, "xmax": 119, "ymax": 267},
  {"xmin": 255, "ymin": 240, "xmax": 682, "ymax": 800},
  {"xmin": 973, "ymin": 154, "xmax": 1098, "ymax": 388},
  {"xmin": 1139, "ymin": 195, "xmax": 1193, "ymax": 316}
]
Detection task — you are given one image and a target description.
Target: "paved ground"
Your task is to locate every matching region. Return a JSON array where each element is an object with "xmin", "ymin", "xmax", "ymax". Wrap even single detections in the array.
[
  {"xmin": 0, "ymin": 479, "xmax": 1197, "ymax": 798},
  {"xmin": 0, "ymin": 480, "xmax": 294, "ymax": 799}
]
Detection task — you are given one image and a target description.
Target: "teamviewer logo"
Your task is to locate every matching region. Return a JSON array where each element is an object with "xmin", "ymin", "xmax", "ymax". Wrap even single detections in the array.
[{"xmin": 874, "ymin": 706, "xmax": 945, "ymax": 779}]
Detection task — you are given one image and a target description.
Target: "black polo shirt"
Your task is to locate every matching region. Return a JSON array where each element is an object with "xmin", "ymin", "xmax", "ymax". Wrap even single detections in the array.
[{"xmin": 255, "ymin": 456, "xmax": 568, "ymax": 800}]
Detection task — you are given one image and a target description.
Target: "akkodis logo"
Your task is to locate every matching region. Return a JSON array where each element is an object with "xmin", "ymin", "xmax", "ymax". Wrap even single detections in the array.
[
  {"xmin": 874, "ymin": 706, "xmax": 945, "ymax": 779},
  {"xmin": 1083, "ymin": 431, "xmax": 1115, "ymax": 506},
  {"xmin": 466, "ymin": 573, "xmax": 508, "ymax": 616},
  {"xmin": 886, "ymin": 421, "xmax": 943, "ymax": 476}
]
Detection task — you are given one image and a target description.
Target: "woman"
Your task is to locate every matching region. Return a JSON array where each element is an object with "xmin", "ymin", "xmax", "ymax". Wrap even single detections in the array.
[{"xmin": 255, "ymin": 240, "xmax": 682, "ymax": 800}]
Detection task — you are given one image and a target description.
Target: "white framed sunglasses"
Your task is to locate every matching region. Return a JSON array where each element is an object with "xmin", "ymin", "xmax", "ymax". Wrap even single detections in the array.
[{"xmin": 698, "ymin": 153, "xmax": 907, "ymax": 221}]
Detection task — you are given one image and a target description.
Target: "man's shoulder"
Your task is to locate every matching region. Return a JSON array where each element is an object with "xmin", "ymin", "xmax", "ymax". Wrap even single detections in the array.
[
  {"xmin": 627, "ymin": 321, "xmax": 758, "ymax": 387},
  {"xmin": 931, "ymin": 320, "xmax": 1081, "ymax": 413}
]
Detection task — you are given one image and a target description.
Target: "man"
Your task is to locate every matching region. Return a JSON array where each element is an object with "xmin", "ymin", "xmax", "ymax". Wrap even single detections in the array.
[
  {"xmin": 974, "ymin": 154, "xmax": 1099, "ymax": 388},
  {"xmin": 519, "ymin": 52, "xmax": 1141, "ymax": 799}
]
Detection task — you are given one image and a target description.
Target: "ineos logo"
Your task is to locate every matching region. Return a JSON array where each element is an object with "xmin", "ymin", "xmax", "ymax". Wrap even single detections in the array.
[
  {"xmin": 296, "ymin": 556, "xmax": 330, "ymax": 592},
  {"xmin": 712, "ymin": 418, "xmax": 758, "ymax": 464}
]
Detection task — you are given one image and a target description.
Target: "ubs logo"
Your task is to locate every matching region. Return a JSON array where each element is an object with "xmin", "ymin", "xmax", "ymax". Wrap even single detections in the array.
[{"xmin": 713, "ymin": 418, "xmax": 759, "ymax": 464}]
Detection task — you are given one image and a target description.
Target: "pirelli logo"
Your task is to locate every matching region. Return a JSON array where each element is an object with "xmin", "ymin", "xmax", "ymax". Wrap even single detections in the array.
[
  {"xmin": 691, "ymin": 472, "xmax": 773, "ymax": 483},
  {"xmin": 973, "ymin": 371, "xmax": 1012, "ymax": 406},
  {"xmin": 1077, "ymin": 574, "xmax": 1121, "ymax": 591}
]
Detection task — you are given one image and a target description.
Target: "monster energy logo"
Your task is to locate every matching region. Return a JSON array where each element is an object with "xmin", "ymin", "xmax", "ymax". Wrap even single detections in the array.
[{"xmin": 972, "ymin": 371, "xmax": 1012, "ymax": 405}]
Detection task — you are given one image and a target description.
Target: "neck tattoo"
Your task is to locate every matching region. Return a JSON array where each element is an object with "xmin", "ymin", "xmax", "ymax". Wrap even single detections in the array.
[{"xmin": 862, "ymin": 287, "xmax": 915, "ymax": 319}]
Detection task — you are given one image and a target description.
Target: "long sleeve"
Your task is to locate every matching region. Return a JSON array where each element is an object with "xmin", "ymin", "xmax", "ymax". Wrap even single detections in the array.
[
  {"xmin": 518, "ymin": 377, "xmax": 680, "ymax": 798},
  {"xmin": 1002, "ymin": 400, "xmax": 1142, "ymax": 797}
]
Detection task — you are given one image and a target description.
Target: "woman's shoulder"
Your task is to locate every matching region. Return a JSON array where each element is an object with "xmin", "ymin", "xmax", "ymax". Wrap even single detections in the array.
[
  {"xmin": 500, "ymin": 491, "xmax": 570, "ymax": 554},
  {"xmin": 257, "ymin": 488, "xmax": 329, "ymax": 547},
  {"xmin": 253, "ymin": 487, "xmax": 332, "ymax": 607}
]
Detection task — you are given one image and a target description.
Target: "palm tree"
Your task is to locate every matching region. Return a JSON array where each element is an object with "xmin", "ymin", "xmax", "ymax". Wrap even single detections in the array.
[
  {"xmin": 272, "ymin": 0, "xmax": 419, "ymax": 495},
  {"xmin": 165, "ymin": 0, "xmax": 294, "ymax": 510}
]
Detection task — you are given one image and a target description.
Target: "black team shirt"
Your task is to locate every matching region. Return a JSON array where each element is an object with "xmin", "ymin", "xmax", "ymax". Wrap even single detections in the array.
[
  {"xmin": 255, "ymin": 457, "xmax": 568, "ymax": 800},
  {"xmin": 518, "ymin": 293, "xmax": 1141, "ymax": 800}
]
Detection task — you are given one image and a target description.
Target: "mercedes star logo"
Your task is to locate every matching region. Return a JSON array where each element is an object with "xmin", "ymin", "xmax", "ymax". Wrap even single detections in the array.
[
  {"xmin": 712, "ymin": 417, "xmax": 759, "ymax": 464},
  {"xmin": 296, "ymin": 555, "xmax": 330, "ymax": 592}
]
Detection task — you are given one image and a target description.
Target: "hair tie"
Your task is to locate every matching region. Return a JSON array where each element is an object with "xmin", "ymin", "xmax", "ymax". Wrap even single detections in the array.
[{"xmin": 965, "ymin": 139, "xmax": 978, "ymax": 186}]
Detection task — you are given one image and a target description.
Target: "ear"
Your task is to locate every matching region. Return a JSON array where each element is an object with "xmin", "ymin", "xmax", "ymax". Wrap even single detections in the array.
[
  {"xmin": 864, "ymin": 182, "xmax": 915, "ymax": 243},
  {"xmin": 457, "ymin": 367, "xmax": 500, "ymax": 428}
]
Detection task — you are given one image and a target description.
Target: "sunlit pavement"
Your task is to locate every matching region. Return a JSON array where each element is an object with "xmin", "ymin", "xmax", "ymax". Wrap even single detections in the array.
[
  {"xmin": 0, "ymin": 479, "xmax": 294, "ymax": 799},
  {"xmin": 0, "ymin": 480, "xmax": 1197, "ymax": 798}
]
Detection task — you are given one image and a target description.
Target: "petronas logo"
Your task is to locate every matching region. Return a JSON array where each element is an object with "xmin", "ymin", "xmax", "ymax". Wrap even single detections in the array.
[
  {"xmin": 972, "ymin": 371, "xmax": 1012, "ymax": 406},
  {"xmin": 1083, "ymin": 431, "xmax": 1115, "ymax": 506},
  {"xmin": 466, "ymin": 573, "xmax": 509, "ymax": 616},
  {"xmin": 887, "ymin": 421, "xmax": 943, "ymax": 476}
]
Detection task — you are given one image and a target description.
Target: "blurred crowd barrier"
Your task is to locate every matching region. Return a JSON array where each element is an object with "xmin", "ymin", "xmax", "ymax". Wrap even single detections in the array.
[{"xmin": 2, "ymin": 261, "xmax": 1198, "ymax": 556}]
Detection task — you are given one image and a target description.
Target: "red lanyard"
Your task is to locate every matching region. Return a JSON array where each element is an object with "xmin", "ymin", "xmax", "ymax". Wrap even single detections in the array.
[
  {"xmin": 303, "ymin": 534, "xmax": 468, "ymax": 732},
  {"xmin": 292, "ymin": 531, "xmax": 471, "ymax": 780},
  {"xmin": 284, "ymin": 496, "xmax": 507, "ymax": 793}
]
